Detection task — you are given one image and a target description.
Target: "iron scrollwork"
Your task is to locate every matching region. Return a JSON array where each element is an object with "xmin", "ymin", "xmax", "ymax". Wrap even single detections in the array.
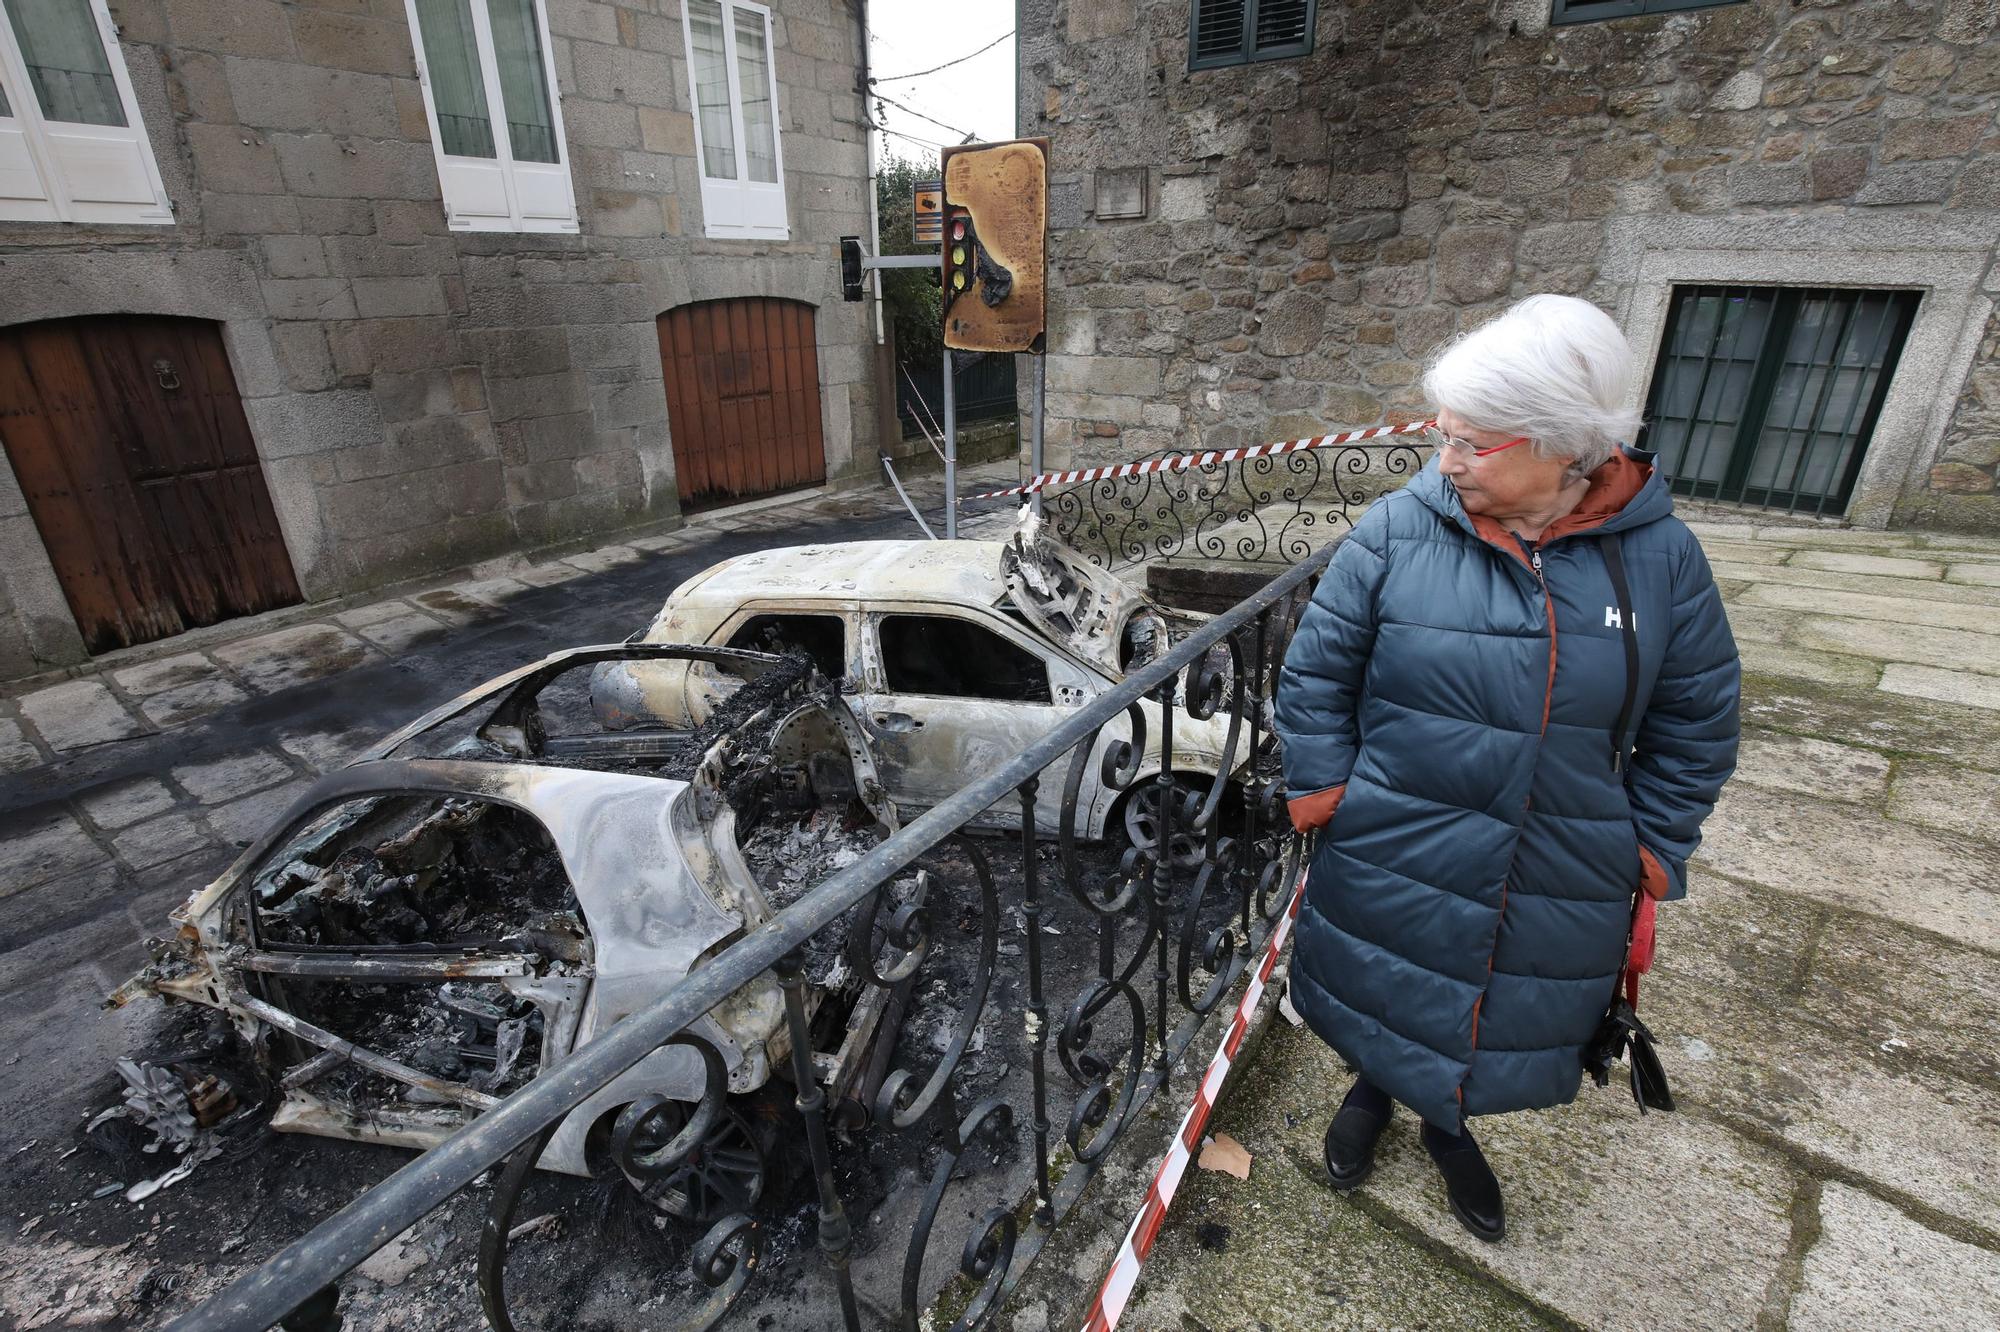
[
  {"xmin": 1048, "ymin": 441, "xmax": 1429, "ymax": 568},
  {"xmin": 476, "ymin": 1034, "xmax": 759, "ymax": 1332}
]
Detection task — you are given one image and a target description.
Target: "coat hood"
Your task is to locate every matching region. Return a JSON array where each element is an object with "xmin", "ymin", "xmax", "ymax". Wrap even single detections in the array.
[{"xmin": 1407, "ymin": 446, "xmax": 1673, "ymax": 553}]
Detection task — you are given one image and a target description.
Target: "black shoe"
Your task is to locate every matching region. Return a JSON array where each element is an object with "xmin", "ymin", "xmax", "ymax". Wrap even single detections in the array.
[
  {"xmin": 1422, "ymin": 1121, "xmax": 1505, "ymax": 1242},
  {"xmin": 1322, "ymin": 1079, "xmax": 1392, "ymax": 1192}
]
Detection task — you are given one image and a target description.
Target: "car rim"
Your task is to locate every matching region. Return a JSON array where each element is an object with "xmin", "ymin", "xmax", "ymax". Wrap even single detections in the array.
[
  {"xmin": 622, "ymin": 1104, "xmax": 768, "ymax": 1223},
  {"xmin": 1124, "ymin": 781, "xmax": 1204, "ymax": 870}
]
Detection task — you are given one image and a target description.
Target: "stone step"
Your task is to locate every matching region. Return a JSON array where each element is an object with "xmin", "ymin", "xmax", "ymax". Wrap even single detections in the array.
[
  {"xmin": 1880, "ymin": 663, "xmax": 2000, "ymax": 712},
  {"xmin": 1789, "ymin": 615, "xmax": 2000, "ymax": 676},
  {"xmin": 1731, "ymin": 729, "xmax": 1892, "ymax": 803},
  {"xmin": 1738, "ymin": 640, "xmax": 1881, "ymax": 687},
  {"xmin": 1739, "ymin": 582, "xmax": 2000, "ymax": 635},
  {"xmin": 1660, "ymin": 873, "xmax": 2000, "ymax": 1237},
  {"xmin": 1793, "ymin": 1185, "xmax": 2000, "ymax": 1330},
  {"xmin": 1738, "ymin": 672, "xmax": 2000, "ymax": 771}
]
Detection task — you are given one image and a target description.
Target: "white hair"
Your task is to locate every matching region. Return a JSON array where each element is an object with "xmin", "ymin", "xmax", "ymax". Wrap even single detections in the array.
[{"xmin": 1423, "ymin": 294, "xmax": 1643, "ymax": 477}]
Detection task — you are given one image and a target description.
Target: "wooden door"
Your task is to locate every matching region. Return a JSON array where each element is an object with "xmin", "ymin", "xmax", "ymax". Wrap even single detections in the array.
[
  {"xmin": 0, "ymin": 316, "xmax": 302, "ymax": 653},
  {"xmin": 657, "ymin": 298, "xmax": 825, "ymax": 509}
]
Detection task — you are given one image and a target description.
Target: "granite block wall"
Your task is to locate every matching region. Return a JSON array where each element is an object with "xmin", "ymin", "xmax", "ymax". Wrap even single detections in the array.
[
  {"xmin": 0, "ymin": 0, "xmax": 879, "ymax": 671},
  {"xmin": 1018, "ymin": 0, "xmax": 2000, "ymax": 532}
]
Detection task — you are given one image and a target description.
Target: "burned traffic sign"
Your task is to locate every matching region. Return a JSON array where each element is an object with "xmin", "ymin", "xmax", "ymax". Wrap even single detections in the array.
[{"xmin": 939, "ymin": 138, "xmax": 1047, "ymax": 353}]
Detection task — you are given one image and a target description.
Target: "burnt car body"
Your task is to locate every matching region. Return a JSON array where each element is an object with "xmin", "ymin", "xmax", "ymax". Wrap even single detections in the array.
[
  {"xmin": 124, "ymin": 644, "xmax": 903, "ymax": 1194},
  {"xmin": 590, "ymin": 531, "xmax": 1249, "ymax": 847}
]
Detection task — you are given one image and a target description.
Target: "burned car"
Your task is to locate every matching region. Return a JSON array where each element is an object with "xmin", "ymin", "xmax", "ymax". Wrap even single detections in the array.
[
  {"xmin": 118, "ymin": 644, "xmax": 911, "ymax": 1218},
  {"xmin": 591, "ymin": 528, "xmax": 1251, "ymax": 856}
]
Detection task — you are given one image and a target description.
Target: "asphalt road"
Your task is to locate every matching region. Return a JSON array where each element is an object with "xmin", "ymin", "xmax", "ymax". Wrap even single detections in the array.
[{"xmin": 0, "ymin": 493, "xmax": 977, "ymax": 1330}]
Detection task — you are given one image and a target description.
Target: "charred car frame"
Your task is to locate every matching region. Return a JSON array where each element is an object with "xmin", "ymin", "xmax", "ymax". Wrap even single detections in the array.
[
  {"xmin": 590, "ymin": 528, "xmax": 1255, "ymax": 860},
  {"xmin": 124, "ymin": 643, "xmax": 913, "ymax": 1215}
]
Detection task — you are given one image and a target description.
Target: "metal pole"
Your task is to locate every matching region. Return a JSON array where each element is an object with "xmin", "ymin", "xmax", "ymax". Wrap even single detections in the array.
[
  {"xmin": 942, "ymin": 346, "xmax": 958, "ymax": 538},
  {"xmin": 1029, "ymin": 353, "xmax": 1046, "ymax": 516},
  {"xmin": 858, "ymin": 0, "xmax": 883, "ymax": 347}
]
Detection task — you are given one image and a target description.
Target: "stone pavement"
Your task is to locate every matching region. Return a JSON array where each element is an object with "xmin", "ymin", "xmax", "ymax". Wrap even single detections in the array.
[{"xmin": 1006, "ymin": 515, "xmax": 2000, "ymax": 1332}]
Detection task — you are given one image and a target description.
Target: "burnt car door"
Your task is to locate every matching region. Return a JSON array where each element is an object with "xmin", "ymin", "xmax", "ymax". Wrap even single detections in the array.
[{"xmin": 856, "ymin": 606, "xmax": 1100, "ymax": 830}]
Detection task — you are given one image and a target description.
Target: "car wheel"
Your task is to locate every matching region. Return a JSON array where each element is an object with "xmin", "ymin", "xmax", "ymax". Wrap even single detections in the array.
[
  {"xmin": 1120, "ymin": 776, "xmax": 1208, "ymax": 871},
  {"xmin": 619, "ymin": 1102, "xmax": 769, "ymax": 1223}
]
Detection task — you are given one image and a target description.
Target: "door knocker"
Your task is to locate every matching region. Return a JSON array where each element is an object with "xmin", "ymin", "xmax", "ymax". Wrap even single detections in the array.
[{"xmin": 152, "ymin": 358, "xmax": 181, "ymax": 391}]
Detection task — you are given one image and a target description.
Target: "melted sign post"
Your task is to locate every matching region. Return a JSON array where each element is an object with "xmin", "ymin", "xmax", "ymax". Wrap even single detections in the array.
[{"xmin": 940, "ymin": 138, "xmax": 1048, "ymax": 354}]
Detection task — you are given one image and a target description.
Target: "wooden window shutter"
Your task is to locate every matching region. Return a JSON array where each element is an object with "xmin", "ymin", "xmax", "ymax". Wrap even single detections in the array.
[{"xmin": 1253, "ymin": 0, "xmax": 1313, "ymax": 55}]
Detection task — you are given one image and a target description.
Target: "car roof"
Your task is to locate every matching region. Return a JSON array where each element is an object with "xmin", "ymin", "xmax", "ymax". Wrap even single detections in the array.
[{"xmin": 679, "ymin": 540, "xmax": 1013, "ymax": 609}]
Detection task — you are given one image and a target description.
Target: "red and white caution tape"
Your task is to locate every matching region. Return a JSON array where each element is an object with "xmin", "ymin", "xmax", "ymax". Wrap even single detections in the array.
[
  {"xmin": 961, "ymin": 420, "xmax": 1433, "ymax": 504},
  {"xmin": 1080, "ymin": 870, "xmax": 1309, "ymax": 1332}
]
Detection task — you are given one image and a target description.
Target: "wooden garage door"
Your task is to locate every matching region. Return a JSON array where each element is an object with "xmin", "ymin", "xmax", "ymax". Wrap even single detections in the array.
[
  {"xmin": 0, "ymin": 316, "xmax": 301, "ymax": 654},
  {"xmin": 658, "ymin": 298, "xmax": 825, "ymax": 509}
]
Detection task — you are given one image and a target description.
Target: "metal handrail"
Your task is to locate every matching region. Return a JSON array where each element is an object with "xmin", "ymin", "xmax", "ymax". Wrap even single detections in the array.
[{"xmin": 170, "ymin": 541, "xmax": 1336, "ymax": 1332}]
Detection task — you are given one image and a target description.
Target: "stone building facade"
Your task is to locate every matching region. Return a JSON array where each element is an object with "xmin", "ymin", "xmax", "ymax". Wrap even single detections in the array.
[
  {"xmin": 0, "ymin": 0, "xmax": 878, "ymax": 675},
  {"xmin": 1018, "ymin": 0, "xmax": 2000, "ymax": 533}
]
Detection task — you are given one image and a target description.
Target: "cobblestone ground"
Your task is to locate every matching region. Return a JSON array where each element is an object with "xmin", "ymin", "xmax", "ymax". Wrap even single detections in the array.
[{"xmin": 1002, "ymin": 515, "xmax": 2000, "ymax": 1332}]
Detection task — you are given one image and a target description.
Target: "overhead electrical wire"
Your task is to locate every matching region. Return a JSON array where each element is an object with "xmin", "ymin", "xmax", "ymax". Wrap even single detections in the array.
[
  {"xmin": 879, "ymin": 125, "xmax": 946, "ymax": 155},
  {"xmin": 857, "ymin": 95, "xmax": 944, "ymax": 157},
  {"xmin": 870, "ymin": 30, "xmax": 1011, "ymax": 83},
  {"xmin": 871, "ymin": 90, "xmax": 979, "ymax": 143}
]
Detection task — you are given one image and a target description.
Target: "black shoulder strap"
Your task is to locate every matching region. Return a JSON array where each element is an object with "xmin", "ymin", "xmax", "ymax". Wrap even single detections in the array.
[{"xmin": 1600, "ymin": 535, "xmax": 1639, "ymax": 773}]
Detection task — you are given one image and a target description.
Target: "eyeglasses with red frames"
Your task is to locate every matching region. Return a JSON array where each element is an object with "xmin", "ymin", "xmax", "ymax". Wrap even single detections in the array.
[{"xmin": 1421, "ymin": 424, "xmax": 1531, "ymax": 458}]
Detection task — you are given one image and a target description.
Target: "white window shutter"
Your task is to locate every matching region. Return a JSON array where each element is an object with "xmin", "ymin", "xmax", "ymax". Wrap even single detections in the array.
[
  {"xmin": 685, "ymin": 0, "xmax": 786, "ymax": 241},
  {"xmin": 405, "ymin": 0, "xmax": 577, "ymax": 233},
  {"xmin": 0, "ymin": 0, "xmax": 170, "ymax": 224}
]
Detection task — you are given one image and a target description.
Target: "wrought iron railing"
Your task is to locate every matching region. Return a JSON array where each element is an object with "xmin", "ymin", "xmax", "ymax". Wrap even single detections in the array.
[
  {"xmin": 168, "ymin": 543, "xmax": 1333, "ymax": 1332},
  {"xmin": 1049, "ymin": 439, "xmax": 1430, "ymax": 568}
]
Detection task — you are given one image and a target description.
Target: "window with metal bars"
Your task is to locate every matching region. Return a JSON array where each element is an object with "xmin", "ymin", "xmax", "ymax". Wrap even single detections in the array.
[
  {"xmin": 1640, "ymin": 286, "xmax": 1919, "ymax": 517},
  {"xmin": 1551, "ymin": 0, "xmax": 1743, "ymax": 23},
  {"xmin": 1188, "ymin": 0, "xmax": 1315, "ymax": 70}
]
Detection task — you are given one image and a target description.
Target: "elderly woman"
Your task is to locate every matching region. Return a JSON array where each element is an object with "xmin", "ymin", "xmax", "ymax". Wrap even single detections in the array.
[{"xmin": 1273, "ymin": 294, "xmax": 1739, "ymax": 1242}]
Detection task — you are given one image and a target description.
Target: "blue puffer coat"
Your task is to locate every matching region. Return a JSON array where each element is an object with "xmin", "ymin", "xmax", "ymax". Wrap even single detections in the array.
[{"xmin": 1275, "ymin": 448, "xmax": 1739, "ymax": 1131}]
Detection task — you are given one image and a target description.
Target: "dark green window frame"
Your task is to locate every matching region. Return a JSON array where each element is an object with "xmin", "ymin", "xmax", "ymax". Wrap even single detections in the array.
[
  {"xmin": 1188, "ymin": 0, "xmax": 1316, "ymax": 71},
  {"xmin": 1552, "ymin": 0, "xmax": 1744, "ymax": 24},
  {"xmin": 1640, "ymin": 285, "xmax": 1920, "ymax": 518}
]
